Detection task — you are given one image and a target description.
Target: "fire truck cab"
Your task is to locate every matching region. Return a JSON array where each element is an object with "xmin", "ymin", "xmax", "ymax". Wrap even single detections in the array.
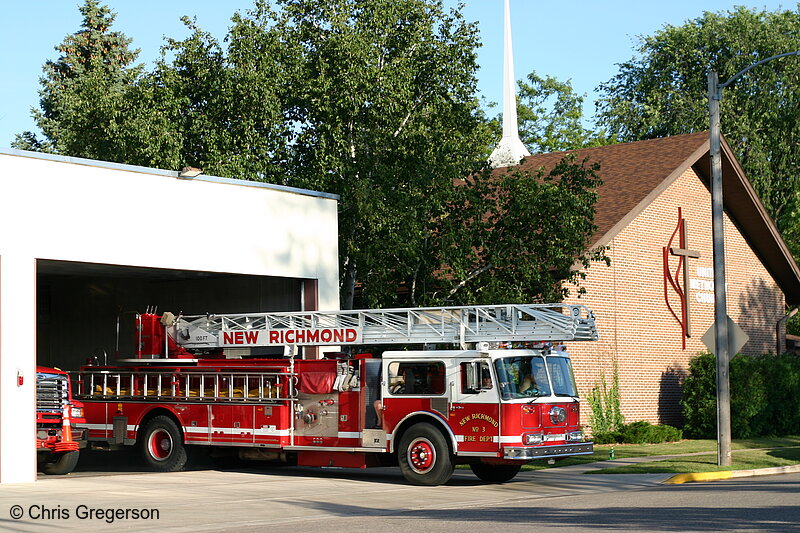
[
  {"xmin": 375, "ymin": 346, "xmax": 589, "ymax": 484},
  {"xmin": 74, "ymin": 303, "xmax": 596, "ymax": 485}
]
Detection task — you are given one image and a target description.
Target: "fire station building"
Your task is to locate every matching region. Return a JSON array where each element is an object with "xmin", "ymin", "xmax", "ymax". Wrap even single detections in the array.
[
  {"xmin": 517, "ymin": 132, "xmax": 800, "ymax": 428},
  {"xmin": 0, "ymin": 148, "xmax": 340, "ymax": 483}
]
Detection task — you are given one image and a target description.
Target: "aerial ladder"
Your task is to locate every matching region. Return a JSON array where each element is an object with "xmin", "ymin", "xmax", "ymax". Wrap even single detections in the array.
[{"xmin": 159, "ymin": 303, "xmax": 599, "ymax": 356}]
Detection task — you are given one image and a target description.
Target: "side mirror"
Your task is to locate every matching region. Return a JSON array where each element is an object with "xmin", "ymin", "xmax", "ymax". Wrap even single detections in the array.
[{"xmin": 464, "ymin": 361, "xmax": 480, "ymax": 393}]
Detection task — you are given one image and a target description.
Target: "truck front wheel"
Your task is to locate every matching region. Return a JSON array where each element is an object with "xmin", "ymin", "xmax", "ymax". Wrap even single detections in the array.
[
  {"xmin": 397, "ymin": 423, "xmax": 454, "ymax": 486},
  {"xmin": 41, "ymin": 450, "xmax": 79, "ymax": 475},
  {"xmin": 138, "ymin": 416, "xmax": 188, "ymax": 472}
]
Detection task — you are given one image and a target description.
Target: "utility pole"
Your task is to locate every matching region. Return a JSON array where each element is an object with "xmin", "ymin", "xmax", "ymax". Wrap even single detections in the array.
[
  {"xmin": 707, "ymin": 70, "xmax": 731, "ymax": 466},
  {"xmin": 706, "ymin": 49, "xmax": 800, "ymax": 466}
]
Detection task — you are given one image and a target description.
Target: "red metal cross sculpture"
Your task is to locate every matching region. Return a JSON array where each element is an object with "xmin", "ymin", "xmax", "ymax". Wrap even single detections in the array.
[{"xmin": 663, "ymin": 207, "xmax": 701, "ymax": 349}]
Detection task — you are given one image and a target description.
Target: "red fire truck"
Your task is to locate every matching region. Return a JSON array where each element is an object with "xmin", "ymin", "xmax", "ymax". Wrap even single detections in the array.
[
  {"xmin": 36, "ymin": 366, "xmax": 86, "ymax": 474},
  {"xmin": 74, "ymin": 303, "xmax": 597, "ymax": 485}
]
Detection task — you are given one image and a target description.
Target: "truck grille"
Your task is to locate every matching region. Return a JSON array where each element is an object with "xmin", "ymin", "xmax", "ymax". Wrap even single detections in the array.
[{"xmin": 36, "ymin": 372, "xmax": 69, "ymax": 412}]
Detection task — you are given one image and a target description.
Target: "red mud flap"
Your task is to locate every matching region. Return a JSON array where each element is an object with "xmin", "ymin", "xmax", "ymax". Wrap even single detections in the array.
[{"xmin": 504, "ymin": 442, "xmax": 593, "ymax": 460}]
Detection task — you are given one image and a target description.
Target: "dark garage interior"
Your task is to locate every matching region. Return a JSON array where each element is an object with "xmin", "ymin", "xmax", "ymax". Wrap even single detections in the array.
[{"xmin": 36, "ymin": 259, "xmax": 305, "ymax": 370}]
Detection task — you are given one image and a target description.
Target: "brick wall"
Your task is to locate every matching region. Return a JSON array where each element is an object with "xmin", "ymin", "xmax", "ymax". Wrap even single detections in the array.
[{"xmin": 564, "ymin": 166, "xmax": 786, "ymax": 430}]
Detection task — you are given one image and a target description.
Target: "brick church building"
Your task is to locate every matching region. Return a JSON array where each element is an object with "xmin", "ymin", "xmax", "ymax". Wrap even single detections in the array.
[{"xmin": 510, "ymin": 132, "xmax": 800, "ymax": 427}]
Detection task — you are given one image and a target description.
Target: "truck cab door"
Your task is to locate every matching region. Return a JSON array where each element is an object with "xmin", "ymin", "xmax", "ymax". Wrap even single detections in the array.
[
  {"xmin": 449, "ymin": 360, "xmax": 501, "ymax": 455},
  {"xmin": 360, "ymin": 359, "xmax": 385, "ymax": 448}
]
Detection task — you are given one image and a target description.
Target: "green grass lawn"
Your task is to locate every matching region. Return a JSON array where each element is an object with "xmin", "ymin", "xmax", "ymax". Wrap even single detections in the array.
[
  {"xmin": 588, "ymin": 447, "xmax": 800, "ymax": 474},
  {"xmin": 519, "ymin": 435, "xmax": 800, "ymax": 473}
]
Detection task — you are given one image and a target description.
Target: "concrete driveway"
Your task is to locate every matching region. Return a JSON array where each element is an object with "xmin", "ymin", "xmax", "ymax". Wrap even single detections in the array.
[{"xmin": 1, "ymin": 459, "xmax": 670, "ymax": 532}]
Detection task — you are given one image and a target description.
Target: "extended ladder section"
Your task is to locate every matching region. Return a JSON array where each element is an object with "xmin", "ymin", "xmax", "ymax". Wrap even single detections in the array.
[{"xmin": 170, "ymin": 303, "xmax": 598, "ymax": 351}]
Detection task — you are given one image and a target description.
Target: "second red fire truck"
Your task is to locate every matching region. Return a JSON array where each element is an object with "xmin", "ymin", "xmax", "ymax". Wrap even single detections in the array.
[
  {"xmin": 74, "ymin": 303, "xmax": 597, "ymax": 485},
  {"xmin": 36, "ymin": 366, "xmax": 86, "ymax": 474}
]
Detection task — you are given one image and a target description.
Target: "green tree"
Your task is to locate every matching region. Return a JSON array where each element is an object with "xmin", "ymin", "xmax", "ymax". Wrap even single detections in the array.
[
  {"xmin": 129, "ymin": 4, "xmax": 297, "ymax": 176},
  {"xmin": 271, "ymin": 0, "xmax": 493, "ymax": 308},
  {"xmin": 17, "ymin": 0, "xmax": 607, "ymax": 310},
  {"xmin": 596, "ymin": 6, "xmax": 800, "ymax": 249},
  {"xmin": 434, "ymin": 154, "xmax": 608, "ymax": 304},
  {"xmin": 13, "ymin": 0, "xmax": 142, "ymax": 157},
  {"xmin": 503, "ymin": 71, "xmax": 608, "ymax": 153}
]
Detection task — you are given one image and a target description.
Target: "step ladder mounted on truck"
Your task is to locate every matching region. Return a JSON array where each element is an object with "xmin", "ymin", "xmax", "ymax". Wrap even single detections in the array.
[{"xmin": 74, "ymin": 303, "xmax": 598, "ymax": 486}]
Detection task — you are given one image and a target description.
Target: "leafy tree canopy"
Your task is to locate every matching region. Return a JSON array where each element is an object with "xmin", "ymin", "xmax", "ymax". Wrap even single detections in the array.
[
  {"xmin": 487, "ymin": 71, "xmax": 610, "ymax": 154},
  {"xmin": 596, "ymin": 5, "xmax": 800, "ymax": 253},
  {"xmin": 435, "ymin": 154, "xmax": 608, "ymax": 305},
  {"xmin": 16, "ymin": 0, "xmax": 608, "ymax": 309},
  {"xmin": 270, "ymin": 0, "xmax": 494, "ymax": 308}
]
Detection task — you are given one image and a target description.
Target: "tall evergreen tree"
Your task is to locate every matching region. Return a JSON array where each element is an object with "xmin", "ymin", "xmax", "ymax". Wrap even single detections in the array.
[{"xmin": 13, "ymin": 0, "xmax": 141, "ymax": 158}]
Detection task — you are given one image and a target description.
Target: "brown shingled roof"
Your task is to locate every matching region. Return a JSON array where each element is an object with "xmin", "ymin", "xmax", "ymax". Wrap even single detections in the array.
[
  {"xmin": 505, "ymin": 132, "xmax": 709, "ymax": 245},
  {"xmin": 501, "ymin": 132, "xmax": 800, "ymax": 304}
]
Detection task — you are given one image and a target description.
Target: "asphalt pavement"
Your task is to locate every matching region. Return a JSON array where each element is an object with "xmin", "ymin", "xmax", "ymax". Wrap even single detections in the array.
[{"xmin": 0, "ymin": 453, "xmax": 797, "ymax": 532}]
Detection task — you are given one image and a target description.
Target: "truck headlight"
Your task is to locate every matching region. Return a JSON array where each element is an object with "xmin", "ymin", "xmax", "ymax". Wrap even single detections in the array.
[
  {"xmin": 523, "ymin": 432, "xmax": 544, "ymax": 445},
  {"xmin": 549, "ymin": 406, "xmax": 567, "ymax": 424},
  {"xmin": 71, "ymin": 406, "xmax": 84, "ymax": 419}
]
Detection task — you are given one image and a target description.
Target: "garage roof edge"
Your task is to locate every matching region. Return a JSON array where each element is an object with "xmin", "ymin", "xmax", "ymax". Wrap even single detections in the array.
[{"xmin": 0, "ymin": 147, "xmax": 339, "ymax": 201}]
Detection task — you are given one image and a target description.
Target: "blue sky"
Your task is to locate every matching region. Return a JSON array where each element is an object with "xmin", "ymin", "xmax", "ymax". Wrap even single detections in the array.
[{"xmin": 0, "ymin": 0, "xmax": 792, "ymax": 148}]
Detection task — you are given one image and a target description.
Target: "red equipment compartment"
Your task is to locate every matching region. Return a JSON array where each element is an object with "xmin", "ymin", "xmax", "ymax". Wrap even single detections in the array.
[
  {"xmin": 136, "ymin": 313, "xmax": 164, "ymax": 358},
  {"xmin": 380, "ymin": 397, "xmax": 442, "ymax": 430},
  {"xmin": 337, "ymin": 390, "xmax": 362, "ymax": 443}
]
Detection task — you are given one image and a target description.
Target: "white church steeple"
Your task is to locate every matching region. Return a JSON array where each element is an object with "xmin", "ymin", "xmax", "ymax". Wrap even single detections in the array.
[{"xmin": 488, "ymin": 0, "xmax": 530, "ymax": 168}]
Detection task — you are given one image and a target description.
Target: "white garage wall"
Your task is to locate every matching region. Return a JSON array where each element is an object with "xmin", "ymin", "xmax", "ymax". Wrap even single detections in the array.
[
  {"xmin": 0, "ymin": 254, "xmax": 37, "ymax": 484},
  {"xmin": 0, "ymin": 149, "xmax": 340, "ymax": 483},
  {"xmin": 0, "ymin": 150, "xmax": 340, "ymax": 282}
]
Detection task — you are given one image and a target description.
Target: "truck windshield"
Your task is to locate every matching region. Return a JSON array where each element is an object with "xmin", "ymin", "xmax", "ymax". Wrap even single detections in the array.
[
  {"xmin": 494, "ymin": 355, "xmax": 579, "ymax": 400},
  {"xmin": 546, "ymin": 356, "xmax": 579, "ymax": 397}
]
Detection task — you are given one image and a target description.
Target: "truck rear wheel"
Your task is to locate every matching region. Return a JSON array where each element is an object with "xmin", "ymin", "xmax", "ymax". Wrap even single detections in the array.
[
  {"xmin": 470, "ymin": 462, "xmax": 521, "ymax": 483},
  {"xmin": 41, "ymin": 450, "xmax": 79, "ymax": 475},
  {"xmin": 397, "ymin": 423, "xmax": 454, "ymax": 486},
  {"xmin": 138, "ymin": 416, "xmax": 188, "ymax": 472}
]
